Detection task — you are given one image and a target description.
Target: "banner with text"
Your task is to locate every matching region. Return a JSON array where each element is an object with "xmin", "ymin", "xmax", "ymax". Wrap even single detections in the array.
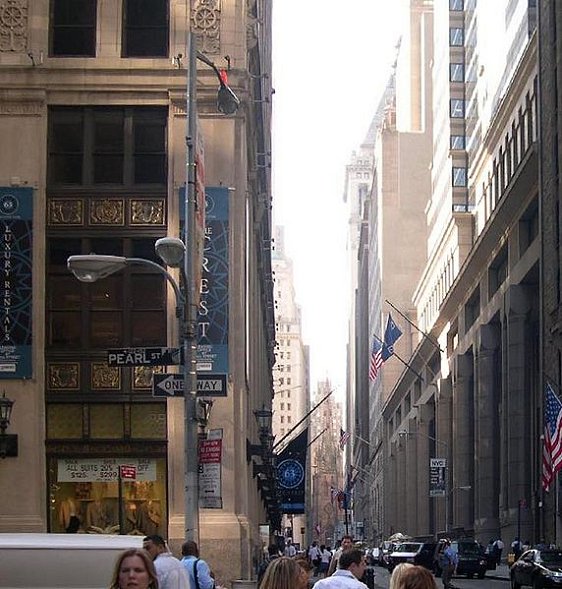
[
  {"xmin": 198, "ymin": 429, "xmax": 223, "ymax": 508},
  {"xmin": 276, "ymin": 428, "xmax": 308, "ymax": 514},
  {"xmin": 429, "ymin": 458, "xmax": 447, "ymax": 497},
  {"xmin": 58, "ymin": 458, "xmax": 157, "ymax": 482},
  {"xmin": 0, "ymin": 187, "xmax": 33, "ymax": 378}
]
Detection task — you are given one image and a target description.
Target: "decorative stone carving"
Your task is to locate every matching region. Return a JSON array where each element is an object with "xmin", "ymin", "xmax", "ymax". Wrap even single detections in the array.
[
  {"xmin": 130, "ymin": 199, "xmax": 165, "ymax": 225},
  {"xmin": 91, "ymin": 363, "xmax": 120, "ymax": 390},
  {"xmin": 0, "ymin": 0, "xmax": 27, "ymax": 53},
  {"xmin": 48, "ymin": 199, "xmax": 84, "ymax": 226},
  {"xmin": 133, "ymin": 366, "xmax": 164, "ymax": 389},
  {"xmin": 89, "ymin": 199, "xmax": 124, "ymax": 225},
  {"xmin": 48, "ymin": 363, "xmax": 80, "ymax": 390},
  {"xmin": 192, "ymin": 0, "xmax": 221, "ymax": 55}
]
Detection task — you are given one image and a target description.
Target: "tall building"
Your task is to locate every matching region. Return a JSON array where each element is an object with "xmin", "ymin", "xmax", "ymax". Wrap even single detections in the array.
[
  {"xmin": 271, "ymin": 225, "xmax": 310, "ymax": 548},
  {"xmin": 379, "ymin": 0, "xmax": 539, "ymax": 542},
  {"xmin": 0, "ymin": 0, "xmax": 277, "ymax": 581}
]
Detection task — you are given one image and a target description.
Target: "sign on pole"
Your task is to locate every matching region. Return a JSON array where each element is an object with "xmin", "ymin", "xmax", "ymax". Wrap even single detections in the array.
[
  {"xmin": 152, "ymin": 373, "xmax": 227, "ymax": 397},
  {"xmin": 429, "ymin": 458, "xmax": 447, "ymax": 497},
  {"xmin": 107, "ymin": 347, "xmax": 181, "ymax": 367},
  {"xmin": 119, "ymin": 465, "xmax": 137, "ymax": 480}
]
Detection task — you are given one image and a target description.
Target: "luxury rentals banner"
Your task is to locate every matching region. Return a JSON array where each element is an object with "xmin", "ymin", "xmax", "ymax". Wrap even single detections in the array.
[{"xmin": 0, "ymin": 187, "xmax": 33, "ymax": 379}]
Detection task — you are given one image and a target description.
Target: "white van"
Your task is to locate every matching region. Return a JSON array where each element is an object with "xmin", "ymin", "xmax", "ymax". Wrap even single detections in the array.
[{"xmin": 0, "ymin": 533, "xmax": 144, "ymax": 589}]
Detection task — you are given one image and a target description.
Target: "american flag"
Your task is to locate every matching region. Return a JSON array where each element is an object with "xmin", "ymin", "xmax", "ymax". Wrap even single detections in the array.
[
  {"xmin": 369, "ymin": 338, "xmax": 383, "ymax": 381},
  {"xmin": 543, "ymin": 384, "xmax": 562, "ymax": 492},
  {"xmin": 330, "ymin": 486, "xmax": 339, "ymax": 505},
  {"xmin": 339, "ymin": 428, "xmax": 351, "ymax": 450}
]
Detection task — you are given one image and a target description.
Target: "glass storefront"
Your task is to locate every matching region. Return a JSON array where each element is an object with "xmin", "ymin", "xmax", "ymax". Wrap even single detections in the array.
[{"xmin": 48, "ymin": 457, "xmax": 167, "ymax": 535}]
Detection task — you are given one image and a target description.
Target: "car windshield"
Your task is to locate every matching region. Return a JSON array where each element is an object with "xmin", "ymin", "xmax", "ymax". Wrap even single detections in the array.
[
  {"xmin": 539, "ymin": 552, "xmax": 562, "ymax": 566},
  {"xmin": 456, "ymin": 543, "xmax": 481, "ymax": 556},
  {"xmin": 396, "ymin": 543, "xmax": 421, "ymax": 553}
]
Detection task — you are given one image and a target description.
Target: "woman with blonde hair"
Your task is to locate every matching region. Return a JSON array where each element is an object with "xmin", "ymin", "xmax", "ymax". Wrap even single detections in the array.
[
  {"xmin": 109, "ymin": 548, "xmax": 159, "ymax": 589},
  {"xmin": 389, "ymin": 563, "xmax": 415, "ymax": 589},
  {"xmin": 391, "ymin": 565, "xmax": 438, "ymax": 589},
  {"xmin": 259, "ymin": 556, "xmax": 305, "ymax": 589}
]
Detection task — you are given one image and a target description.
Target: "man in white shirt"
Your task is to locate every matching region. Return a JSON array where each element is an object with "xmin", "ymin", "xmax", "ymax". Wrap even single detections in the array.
[
  {"xmin": 327, "ymin": 535, "xmax": 354, "ymax": 576},
  {"xmin": 143, "ymin": 534, "xmax": 191, "ymax": 589},
  {"xmin": 284, "ymin": 539, "xmax": 297, "ymax": 557},
  {"xmin": 312, "ymin": 549, "xmax": 369, "ymax": 589}
]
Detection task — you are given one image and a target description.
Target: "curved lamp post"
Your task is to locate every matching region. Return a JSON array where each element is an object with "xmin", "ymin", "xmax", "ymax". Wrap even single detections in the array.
[{"xmin": 67, "ymin": 236, "xmax": 201, "ymax": 542}]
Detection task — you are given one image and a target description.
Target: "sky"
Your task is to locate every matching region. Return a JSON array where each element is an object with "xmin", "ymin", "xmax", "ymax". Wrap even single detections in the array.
[{"xmin": 271, "ymin": 1, "xmax": 403, "ymax": 400}]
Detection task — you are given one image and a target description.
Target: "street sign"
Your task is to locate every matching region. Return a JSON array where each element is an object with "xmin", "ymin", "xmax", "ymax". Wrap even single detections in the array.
[
  {"xmin": 429, "ymin": 458, "xmax": 447, "ymax": 497},
  {"xmin": 119, "ymin": 465, "xmax": 137, "ymax": 480},
  {"xmin": 152, "ymin": 373, "xmax": 227, "ymax": 397},
  {"xmin": 107, "ymin": 347, "xmax": 181, "ymax": 367}
]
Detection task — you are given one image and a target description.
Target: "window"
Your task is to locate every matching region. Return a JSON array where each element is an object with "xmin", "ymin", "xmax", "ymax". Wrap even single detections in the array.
[
  {"xmin": 452, "ymin": 167, "xmax": 467, "ymax": 187},
  {"xmin": 450, "ymin": 28, "xmax": 464, "ymax": 46},
  {"xmin": 48, "ymin": 107, "xmax": 167, "ymax": 186},
  {"xmin": 50, "ymin": 0, "xmax": 97, "ymax": 57},
  {"xmin": 450, "ymin": 99, "xmax": 465, "ymax": 118},
  {"xmin": 450, "ymin": 63, "xmax": 464, "ymax": 82},
  {"xmin": 123, "ymin": 0, "xmax": 169, "ymax": 57},
  {"xmin": 450, "ymin": 135, "xmax": 466, "ymax": 149},
  {"xmin": 450, "ymin": 0, "xmax": 463, "ymax": 9}
]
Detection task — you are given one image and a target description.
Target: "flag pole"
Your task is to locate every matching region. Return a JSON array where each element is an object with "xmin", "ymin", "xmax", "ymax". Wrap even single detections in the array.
[
  {"xmin": 373, "ymin": 333, "xmax": 424, "ymax": 382},
  {"xmin": 272, "ymin": 390, "xmax": 333, "ymax": 452},
  {"xmin": 307, "ymin": 427, "xmax": 328, "ymax": 449},
  {"xmin": 385, "ymin": 299, "xmax": 443, "ymax": 352}
]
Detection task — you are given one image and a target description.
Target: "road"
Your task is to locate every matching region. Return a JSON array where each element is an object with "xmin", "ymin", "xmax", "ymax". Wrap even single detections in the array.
[{"xmin": 369, "ymin": 566, "xmax": 509, "ymax": 589}]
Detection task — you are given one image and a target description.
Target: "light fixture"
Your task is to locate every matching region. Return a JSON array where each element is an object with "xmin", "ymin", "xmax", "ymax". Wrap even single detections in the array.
[
  {"xmin": 0, "ymin": 392, "xmax": 18, "ymax": 458},
  {"xmin": 155, "ymin": 237, "xmax": 186, "ymax": 268},
  {"xmin": 254, "ymin": 405, "xmax": 273, "ymax": 434},
  {"xmin": 67, "ymin": 255, "xmax": 127, "ymax": 282}
]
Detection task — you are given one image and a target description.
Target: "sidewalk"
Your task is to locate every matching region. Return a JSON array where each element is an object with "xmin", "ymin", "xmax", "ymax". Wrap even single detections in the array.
[{"xmin": 484, "ymin": 563, "xmax": 510, "ymax": 581}]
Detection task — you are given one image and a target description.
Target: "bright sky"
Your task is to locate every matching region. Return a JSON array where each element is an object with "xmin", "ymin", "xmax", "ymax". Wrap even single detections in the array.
[{"xmin": 272, "ymin": 1, "xmax": 403, "ymax": 400}]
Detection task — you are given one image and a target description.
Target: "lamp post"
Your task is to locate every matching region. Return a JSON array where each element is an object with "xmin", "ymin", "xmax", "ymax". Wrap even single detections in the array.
[{"xmin": 67, "ymin": 238, "xmax": 202, "ymax": 540}]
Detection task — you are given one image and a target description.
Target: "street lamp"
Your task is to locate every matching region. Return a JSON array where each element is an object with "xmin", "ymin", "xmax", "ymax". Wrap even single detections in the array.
[{"xmin": 67, "ymin": 237, "xmax": 201, "ymax": 542}]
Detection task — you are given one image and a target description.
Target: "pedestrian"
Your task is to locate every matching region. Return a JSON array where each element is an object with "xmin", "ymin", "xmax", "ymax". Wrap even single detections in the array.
[
  {"xmin": 258, "ymin": 544, "xmax": 281, "ymax": 587},
  {"xmin": 492, "ymin": 537, "xmax": 504, "ymax": 565},
  {"xmin": 327, "ymin": 535, "xmax": 354, "ymax": 576},
  {"xmin": 392, "ymin": 565, "xmax": 438, "ymax": 589},
  {"xmin": 284, "ymin": 539, "xmax": 297, "ymax": 557},
  {"xmin": 109, "ymin": 548, "xmax": 159, "ymax": 589},
  {"xmin": 389, "ymin": 563, "xmax": 414, "ymax": 589},
  {"xmin": 438, "ymin": 539, "xmax": 458, "ymax": 589},
  {"xmin": 309, "ymin": 542, "xmax": 322, "ymax": 574},
  {"xmin": 510, "ymin": 537, "xmax": 522, "ymax": 560},
  {"xmin": 318, "ymin": 545, "xmax": 332, "ymax": 578},
  {"xmin": 260, "ymin": 556, "xmax": 304, "ymax": 589},
  {"xmin": 143, "ymin": 535, "xmax": 190, "ymax": 589},
  {"xmin": 522, "ymin": 539, "xmax": 531, "ymax": 552},
  {"xmin": 180, "ymin": 540, "xmax": 214, "ymax": 589},
  {"xmin": 312, "ymin": 548, "xmax": 369, "ymax": 589}
]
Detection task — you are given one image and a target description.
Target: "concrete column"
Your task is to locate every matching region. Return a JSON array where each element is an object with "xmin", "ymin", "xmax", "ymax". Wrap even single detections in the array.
[
  {"xmin": 503, "ymin": 285, "xmax": 532, "ymax": 537},
  {"xmin": 415, "ymin": 405, "xmax": 433, "ymax": 536},
  {"xmin": 435, "ymin": 378, "xmax": 452, "ymax": 534},
  {"xmin": 475, "ymin": 323, "xmax": 501, "ymax": 541},
  {"xmin": 396, "ymin": 437, "xmax": 408, "ymax": 533},
  {"xmin": 405, "ymin": 418, "xmax": 419, "ymax": 535},
  {"xmin": 452, "ymin": 353, "xmax": 474, "ymax": 534},
  {"xmin": 387, "ymin": 442, "xmax": 398, "ymax": 535}
]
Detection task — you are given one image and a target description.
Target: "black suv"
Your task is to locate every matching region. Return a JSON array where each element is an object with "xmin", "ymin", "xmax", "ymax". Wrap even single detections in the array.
[
  {"xmin": 434, "ymin": 539, "xmax": 487, "ymax": 579},
  {"xmin": 387, "ymin": 542, "xmax": 438, "ymax": 572}
]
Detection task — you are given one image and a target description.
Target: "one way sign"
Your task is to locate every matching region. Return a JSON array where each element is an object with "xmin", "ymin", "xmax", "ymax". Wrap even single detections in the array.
[{"xmin": 153, "ymin": 373, "xmax": 227, "ymax": 397}]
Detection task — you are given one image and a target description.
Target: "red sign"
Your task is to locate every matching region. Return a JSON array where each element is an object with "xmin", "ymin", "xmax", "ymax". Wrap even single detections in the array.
[
  {"xmin": 119, "ymin": 465, "xmax": 137, "ymax": 480},
  {"xmin": 198, "ymin": 439, "xmax": 222, "ymax": 464}
]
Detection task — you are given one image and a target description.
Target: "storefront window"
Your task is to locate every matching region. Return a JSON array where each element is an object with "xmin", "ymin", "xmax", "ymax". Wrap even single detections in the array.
[{"xmin": 48, "ymin": 457, "xmax": 167, "ymax": 535}]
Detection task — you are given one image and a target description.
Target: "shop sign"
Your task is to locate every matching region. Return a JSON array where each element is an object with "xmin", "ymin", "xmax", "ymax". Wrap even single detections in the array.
[{"xmin": 58, "ymin": 458, "xmax": 156, "ymax": 482}]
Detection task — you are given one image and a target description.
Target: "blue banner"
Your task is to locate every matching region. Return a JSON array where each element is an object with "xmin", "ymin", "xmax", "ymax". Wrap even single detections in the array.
[
  {"xmin": 0, "ymin": 187, "xmax": 33, "ymax": 378},
  {"xmin": 180, "ymin": 186, "xmax": 229, "ymax": 396},
  {"xmin": 276, "ymin": 428, "xmax": 308, "ymax": 514}
]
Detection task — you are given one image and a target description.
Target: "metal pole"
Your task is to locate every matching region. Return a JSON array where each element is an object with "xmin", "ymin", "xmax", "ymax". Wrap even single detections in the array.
[{"xmin": 184, "ymin": 30, "xmax": 200, "ymax": 544}]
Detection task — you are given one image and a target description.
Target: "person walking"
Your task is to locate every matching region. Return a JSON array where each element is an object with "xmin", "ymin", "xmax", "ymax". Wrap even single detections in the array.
[
  {"xmin": 312, "ymin": 548, "xmax": 369, "ymax": 589},
  {"xmin": 143, "ymin": 535, "xmax": 190, "ymax": 589},
  {"xmin": 260, "ymin": 556, "xmax": 307, "ymax": 589},
  {"xmin": 109, "ymin": 548, "xmax": 159, "ymax": 589},
  {"xmin": 492, "ymin": 538, "xmax": 504, "ymax": 566},
  {"xmin": 258, "ymin": 544, "xmax": 281, "ymax": 587},
  {"xmin": 327, "ymin": 535, "xmax": 354, "ymax": 576},
  {"xmin": 438, "ymin": 540, "xmax": 458, "ymax": 589},
  {"xmin": 180, "ymin": 540, "xmax": 214, "ymax": 589},
  {"xmin": 318, "ymin": 545, "xmax": 332, "ymax": 578},
  {"xmin": 284, "ymin": 540, "xmax": 297, "ymax": 557},
  {"xmin": 309, "ymin": 542, "xmax": 322, "ymax": 575}
]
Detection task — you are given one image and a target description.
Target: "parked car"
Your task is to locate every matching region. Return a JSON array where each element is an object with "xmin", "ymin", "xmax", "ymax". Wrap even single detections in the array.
[
  {"xmin": 378, "ymin": 541, "xmax": 398, "ymax": 567},
  {"xmin": 434, "ymin": 539, "xmax": 487, "ymax": 579},
  {"xmin": 510, "ymin": 548, "xmax": 562, "ymax": 589},
  {"xmin": 387, "ymin": 541, "xmax": 437, "ymax": 573}
]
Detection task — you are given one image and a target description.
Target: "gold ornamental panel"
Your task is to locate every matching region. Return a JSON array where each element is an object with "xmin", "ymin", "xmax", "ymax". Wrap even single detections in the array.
[
  {"xmin": 48, "ymin": 363, "xmax": 80, "ymax": 390},
  {"xmin": 130, "ymin": 199, "xmax": 165, "ymax": 226},
  {"xmin": 133, "ymin": 366, "xmax": 164, "ymax": 390},
  {"xmin": 46, "ymin": 404, "xmax": 83, "ymax": 439},
  {"xmin": 89, "ymin": 199, "xmax": 125, "ymax": 225},
  {"xmin": 48, "ymin": 199, "xmax": 84, "ymax": 226},
  {"xmin": 91, "ymin": 363, "xmax": 120, "ymax": 390}
]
